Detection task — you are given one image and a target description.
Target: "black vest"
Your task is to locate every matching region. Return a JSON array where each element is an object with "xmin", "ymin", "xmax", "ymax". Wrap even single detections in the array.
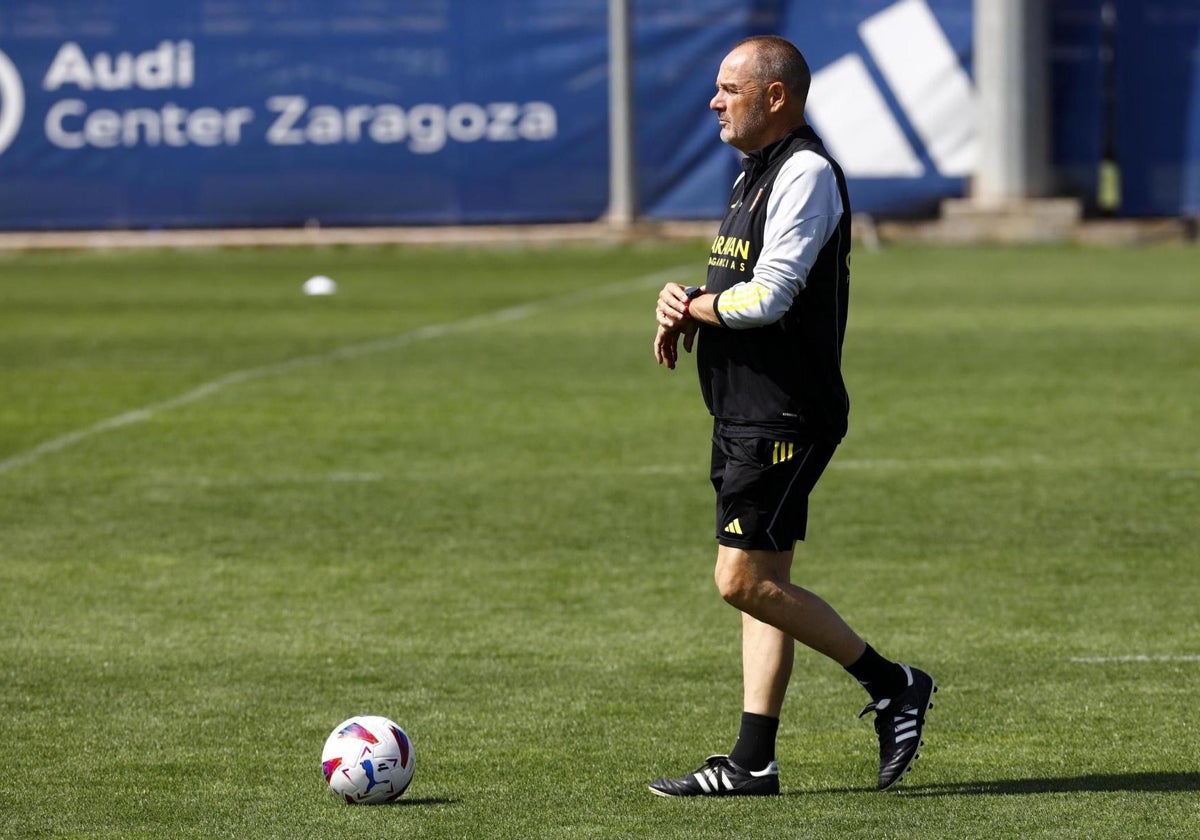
[{"xmin": 698, "ymin": 125, "xmax": 851, "ymax": 442}]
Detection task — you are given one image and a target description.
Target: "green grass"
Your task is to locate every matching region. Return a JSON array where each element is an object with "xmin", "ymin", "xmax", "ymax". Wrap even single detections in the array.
[{"xmin": 1, "ymin": 241, "xmax": 1197, "ymax": 838}]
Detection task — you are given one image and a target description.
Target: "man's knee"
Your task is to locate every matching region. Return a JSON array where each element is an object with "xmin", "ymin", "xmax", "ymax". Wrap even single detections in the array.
[
  {"xmin": 714, "ymin": 552, "xmax": 755, "ymax": 608},
  {"xmin": 714, "ymin": 547, "xmax": 789, "ymax": 610}
]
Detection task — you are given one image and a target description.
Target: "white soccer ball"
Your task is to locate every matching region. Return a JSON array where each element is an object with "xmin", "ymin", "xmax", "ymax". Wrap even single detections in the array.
[
  {"xmin": 320, "ymin": 715, "xmax": 415, "ymax": 804},
  {"xmin": 303, "ymin": 275, "xmax": 338, "ymax": 296}
]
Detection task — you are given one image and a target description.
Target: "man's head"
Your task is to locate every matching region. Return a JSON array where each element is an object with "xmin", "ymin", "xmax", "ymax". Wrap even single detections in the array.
[{"xmin": 710, "ymin": 36, "xmax": 811, "ymax": 153}]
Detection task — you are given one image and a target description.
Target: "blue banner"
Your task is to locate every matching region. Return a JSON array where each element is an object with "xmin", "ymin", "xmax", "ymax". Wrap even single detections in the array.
[
  {"xmin": 1113, "ymin": 0, "xmax": 1200, "ymax": 216},
  {"xmin": 0, "ymin": 0, "xmax": 1197, "ymax": 229},
  {"xmin": 637, "ymin": 0, "xmax": 978, "ymax": 219},
  {"xmin": 780, "ymin": 0, "xmax": 974, "ymax": 217},
  {"xmin": 0, "ymin": 0, "xmax": 609, "ymax": 229},
  {"xmin": 633, "ymin": 2, "xmax": 751, "ymax": 219}
]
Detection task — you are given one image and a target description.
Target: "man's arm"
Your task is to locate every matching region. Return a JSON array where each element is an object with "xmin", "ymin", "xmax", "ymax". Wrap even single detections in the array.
[{"xmin": 712, "ymin": 151, "xmax": 843, "ymax": 329}]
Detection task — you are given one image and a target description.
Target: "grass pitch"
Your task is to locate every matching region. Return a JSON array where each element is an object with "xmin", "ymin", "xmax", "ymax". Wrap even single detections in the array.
[{"xmin": 1, "ymin": 241, "xmax": 1197, "ymax": 839}]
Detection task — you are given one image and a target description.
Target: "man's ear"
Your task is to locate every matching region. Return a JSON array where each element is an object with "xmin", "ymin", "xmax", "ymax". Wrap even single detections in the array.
[{"xmin": 767, "ymin": 80, "xmax": 788, "ymax": 113}]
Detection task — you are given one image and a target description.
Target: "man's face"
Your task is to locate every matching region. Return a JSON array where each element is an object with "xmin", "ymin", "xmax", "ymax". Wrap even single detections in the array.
[{"xmin": 709, "ymin": 46, "xmax": 769, "ymax": 152}]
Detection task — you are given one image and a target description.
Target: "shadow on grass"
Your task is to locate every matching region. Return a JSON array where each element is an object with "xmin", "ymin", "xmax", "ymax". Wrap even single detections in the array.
[
  {"xmin": 896, "ymin": 772, "xmax": 1200, "ymax": 797},
  {"xmin": 800, "ymin": 772, "xmax": 1200, "ymax": 798},
  {"xmin": 386, "ymin": 796, "xmax": 460, "ymax": 807}
]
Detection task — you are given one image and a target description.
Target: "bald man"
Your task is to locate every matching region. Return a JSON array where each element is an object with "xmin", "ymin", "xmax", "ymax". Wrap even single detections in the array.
[{"xmin": 649, "ymin": 36, "xmax": 935, "ymax": 797}]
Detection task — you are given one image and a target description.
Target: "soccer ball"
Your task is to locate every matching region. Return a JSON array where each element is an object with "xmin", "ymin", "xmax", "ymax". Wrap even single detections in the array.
[{"xmin": 320, "ymin": 715, "xmax": 415, "ymax": 804}]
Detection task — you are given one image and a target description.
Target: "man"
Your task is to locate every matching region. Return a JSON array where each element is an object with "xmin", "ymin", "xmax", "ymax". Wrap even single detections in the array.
[{"xmin": 649, "ymin": 35, "xmax": 935, "ymax": 797}]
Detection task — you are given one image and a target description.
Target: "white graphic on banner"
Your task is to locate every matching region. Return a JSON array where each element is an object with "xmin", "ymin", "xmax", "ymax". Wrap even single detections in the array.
[
  {"xmin": 0, "ymin": 49, "xmax": 25, "ymax": 157},
  {"xmin": 808, "ymin": 0, "xmax": 976, "ymax": 179},
  {"xmin": 860, "ymin": 0, "xmax": 977, "ymax": 175},
  {"xmin": 807, "ymin": 54, "xmax": 924, "ymax": 178}
]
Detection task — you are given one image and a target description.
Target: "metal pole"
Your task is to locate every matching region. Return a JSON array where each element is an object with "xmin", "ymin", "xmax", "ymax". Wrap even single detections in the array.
[
  {"xmin": 972, "ymin": 0, "xmax": 1049, "ymax": 204},
  {"xmin": 607, "ymin": 0, "xmax": 637, "ymax": 227},
  {"xmin": 1097, "ymin": 1, "xmax": 1121, "ymax": 213}
]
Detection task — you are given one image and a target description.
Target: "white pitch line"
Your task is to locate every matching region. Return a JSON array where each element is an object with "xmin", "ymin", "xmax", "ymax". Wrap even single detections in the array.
[
  {"xmin": 832, "ymin": 455, "xmax": 1047, "ymax": 471},
  {"xmin": 0, "ymin": 264, "xmax": 694, "ymax": 476},
  {"xmin": 1070, "ymin": 655, "xmax": 1200, "ymax": 664}
]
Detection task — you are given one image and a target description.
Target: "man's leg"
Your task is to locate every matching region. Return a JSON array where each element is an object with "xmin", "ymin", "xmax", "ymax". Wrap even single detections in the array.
[
  {"xmin": 742, "ymin": 610, "xmax": 793, "ymax": 717},
  {"xmin": 715, "ymin": 544, "xmax": 936, "ymax": 791},
  {"xmin": 720, "ymin": 544, "xmax": 860, "ymax": 777},
  {"xmin": 649, "ymin": 541, "xmax": 935, "ymax": 795},
  {"xmin": 730, "ymin": 578, "xmax": 793, "ymax": 780},
  {"xmin": 650, "ymin": 436, "xmax": 935, "ymax": 796},
  {"xmin": 716, "ymin": 545, "xmax": 866, "ymax": 667}
]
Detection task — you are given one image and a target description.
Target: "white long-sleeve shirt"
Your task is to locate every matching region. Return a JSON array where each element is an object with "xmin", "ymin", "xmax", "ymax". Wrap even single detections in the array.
[{"xmin": 715, "ymin": 150, "xmax": 845, "ymax": 329}]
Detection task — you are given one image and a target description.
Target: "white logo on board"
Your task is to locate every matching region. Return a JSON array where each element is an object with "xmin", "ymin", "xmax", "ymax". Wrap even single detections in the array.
[
  {"xmin": 807, "ymin": 0, "xmax": 977, "ymax": 178},
  {"xmin": 0, "ymin": 49, "xmax": 25, "ymax": 156}
]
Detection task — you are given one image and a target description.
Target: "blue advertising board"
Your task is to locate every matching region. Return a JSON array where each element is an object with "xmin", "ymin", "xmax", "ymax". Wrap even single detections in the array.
[
  {"xmin": 0, "ymin": 0, "xmax": 610, "ymax": 229},
  {"xmin": 0, "ymin": 0, "xmax": 1197, "ymax": 229}
]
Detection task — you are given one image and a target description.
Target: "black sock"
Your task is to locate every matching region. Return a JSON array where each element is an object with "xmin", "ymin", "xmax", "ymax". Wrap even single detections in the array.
[
  {"xmin": 845, "ymin": 644, "xmax": 907, "ymax": 702},
  {"xmin": 728, "ymin": 711, "xmax": 779, "ymax": 771}
]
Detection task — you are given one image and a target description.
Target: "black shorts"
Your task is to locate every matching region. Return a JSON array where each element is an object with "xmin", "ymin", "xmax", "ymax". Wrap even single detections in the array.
[{"xmin": 709, "ymin": 432, "xmax": 837, "ymax": 551}]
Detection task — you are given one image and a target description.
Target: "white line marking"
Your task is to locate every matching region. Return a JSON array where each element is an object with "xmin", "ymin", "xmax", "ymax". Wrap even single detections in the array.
[
  {"xmin": 832, "ymin": 455, "xmax": 1050, "ymax": 471},
  {"xmin": 0, "ymin": 264, "xmax": 694, "ymax": 476},
  {"xmin": 147, "ymin": 472, "xmax": 386, "ymax": 487},
  {"xmin": 1070, "ymin": 656, "xmax": 1200, "ymax": 664}
]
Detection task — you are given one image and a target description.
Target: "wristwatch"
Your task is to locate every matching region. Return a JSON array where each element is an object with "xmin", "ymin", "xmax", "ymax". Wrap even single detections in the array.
[{"xmin": 682, "ymin": 285, "xmax": 704, "ymax": 319}]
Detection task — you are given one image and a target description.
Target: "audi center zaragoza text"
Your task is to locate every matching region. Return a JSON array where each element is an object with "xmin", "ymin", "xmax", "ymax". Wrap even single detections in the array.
[{"xmin": 34, "ymin": 41, "xmax": 556, "ymax": 153}]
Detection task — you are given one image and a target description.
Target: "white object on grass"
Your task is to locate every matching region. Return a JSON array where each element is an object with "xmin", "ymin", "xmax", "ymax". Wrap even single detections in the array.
[{"xmin": 304, "ymin": 275, "xmax": 338, "ymax": 296}]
